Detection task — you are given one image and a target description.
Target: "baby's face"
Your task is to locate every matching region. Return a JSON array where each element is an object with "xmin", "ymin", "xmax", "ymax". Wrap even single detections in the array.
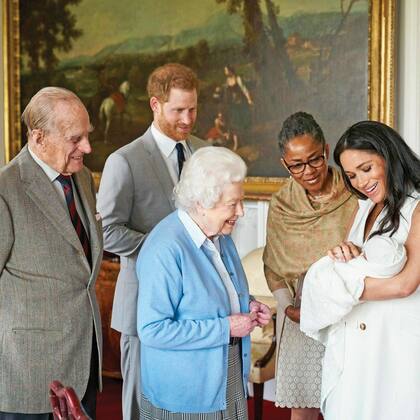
[{"xmin": 363, "ymin": 236, "xmax": 400, "ymax": 264}]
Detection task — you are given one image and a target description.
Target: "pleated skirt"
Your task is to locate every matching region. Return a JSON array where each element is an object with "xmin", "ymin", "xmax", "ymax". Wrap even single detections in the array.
[{"xmin": 139, "ymin": 343, "xmax": 248, "ymax": 420}]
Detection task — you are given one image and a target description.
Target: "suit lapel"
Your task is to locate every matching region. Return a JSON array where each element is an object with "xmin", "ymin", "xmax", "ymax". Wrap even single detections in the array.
[
  {"xmin": 73, "ymin": 171, "xmax": 102, "ymax": 276},
  {"xmin": 142, "ymin": 128, "xmax": 176, "ymax": 210},
  {"xmin": 188, "ymin": 135, "xmax": 205, "ymax": 152},
  {"xmin": 20, "ymin": 150, "xmax": 85, "ymax": 257},
  {"xmin": 19, "ymin": 147, "xmax": 92, "ymax": 273}
]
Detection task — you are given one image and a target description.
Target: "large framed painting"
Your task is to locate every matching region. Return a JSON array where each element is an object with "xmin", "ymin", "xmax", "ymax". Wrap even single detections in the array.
[{"xmin": 4, "ymin": 0, "xmax": 395, "ymax": 199}]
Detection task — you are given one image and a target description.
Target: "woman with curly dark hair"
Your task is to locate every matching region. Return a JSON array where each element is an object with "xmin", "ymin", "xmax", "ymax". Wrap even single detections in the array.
[{"xmin": 263, "ymin": 112, "xmax": 357, "ymax": 420}]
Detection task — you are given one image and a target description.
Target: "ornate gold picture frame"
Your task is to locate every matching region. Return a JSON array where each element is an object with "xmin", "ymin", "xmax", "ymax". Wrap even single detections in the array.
[{"xmin": 3, "ymin": 0, "xmax": 395, "ymax": 199}]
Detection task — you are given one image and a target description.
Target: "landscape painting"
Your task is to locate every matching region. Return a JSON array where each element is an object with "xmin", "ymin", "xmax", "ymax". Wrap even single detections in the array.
[{"xmin": 9, "ymin": 0, "xmax": 393, "ymax": 192}]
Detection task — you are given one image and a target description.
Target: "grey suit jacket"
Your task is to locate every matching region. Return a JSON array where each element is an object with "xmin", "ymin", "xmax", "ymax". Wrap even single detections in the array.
[
  {"xmin": 0, "ymin": 146, "xmax": 103, "ymax": 413},
  {"xmin": 97, "ymin": 126, "xmax": 207, "ymax": 335}
]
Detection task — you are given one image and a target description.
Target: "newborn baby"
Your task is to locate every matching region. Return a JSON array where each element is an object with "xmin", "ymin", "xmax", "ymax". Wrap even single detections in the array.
[{"xmin": 300, "ymin": 235, "xmax": 406, "ymax": 343}]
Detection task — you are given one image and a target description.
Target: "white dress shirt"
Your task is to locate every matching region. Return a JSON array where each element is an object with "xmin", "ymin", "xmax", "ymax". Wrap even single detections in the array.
[{"xmin": 151, "ymin": 123, "xmax": 192, "ymax": 184}]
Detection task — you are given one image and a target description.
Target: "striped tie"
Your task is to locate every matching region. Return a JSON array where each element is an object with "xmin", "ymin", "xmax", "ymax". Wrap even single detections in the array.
[{"xmin": 57, "ymin": 174, "xmax": 91, "ymax": 266}]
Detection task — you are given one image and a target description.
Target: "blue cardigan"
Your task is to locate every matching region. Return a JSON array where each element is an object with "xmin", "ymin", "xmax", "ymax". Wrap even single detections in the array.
[{"xmin": 136, "ymin": 211, "xmax": 251, "ymax": 413}]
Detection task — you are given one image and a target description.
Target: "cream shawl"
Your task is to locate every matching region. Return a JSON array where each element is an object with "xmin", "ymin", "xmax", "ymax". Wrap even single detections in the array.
[{"xmin": 263, "ymin": 167, "xmax": 357, "ymax": 296}]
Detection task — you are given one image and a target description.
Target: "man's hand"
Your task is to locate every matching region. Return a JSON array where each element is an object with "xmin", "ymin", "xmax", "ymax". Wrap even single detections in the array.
[
  {"xmin": 285, "ymin": 305, "xmax": 300, "ymax": 323},
  {"xmin": 228, "ymin": 313, "xmax": 258, "ymax": 337},
  {"xmin": 249, "ymin": 300, "xmax": 271, "ymax": 327}
]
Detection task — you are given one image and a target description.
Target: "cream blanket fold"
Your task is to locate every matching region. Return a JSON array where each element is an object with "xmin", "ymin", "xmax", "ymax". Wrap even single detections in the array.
[{"xmin": 300, "ymin": 235, "xmax": 406, "ymax": 343}]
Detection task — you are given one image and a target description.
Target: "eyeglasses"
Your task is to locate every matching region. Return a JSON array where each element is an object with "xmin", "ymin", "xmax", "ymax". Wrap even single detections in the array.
[{"xmin": 283, "ymin": 152, "xmax": 326, "ymax": 174}]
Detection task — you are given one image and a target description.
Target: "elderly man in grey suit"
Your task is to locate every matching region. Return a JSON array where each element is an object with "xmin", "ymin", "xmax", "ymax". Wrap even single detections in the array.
[
  {"xmin": 0, "ymin": 87, "xmax": 103, "ymax": 419},
  {"xmin": 97, "ymin": 63, "xmax": 207, "ymax": 419}
]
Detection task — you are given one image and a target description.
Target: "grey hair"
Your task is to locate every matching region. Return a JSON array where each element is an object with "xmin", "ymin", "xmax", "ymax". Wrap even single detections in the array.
[
  {"xmin": 278, "ymin": 111, "xmax": 325, "ymax": 156},
  {"xmin": 21, "ymin": 86, "xmax": 84, "ymax": 136},
  {"xmin": 174, "ymin": 147, "xmax": 247, "ymax": 211}
]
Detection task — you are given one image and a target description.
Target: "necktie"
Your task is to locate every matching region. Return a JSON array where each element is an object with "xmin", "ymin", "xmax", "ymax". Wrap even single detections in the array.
[
  {"xmin": 175, "ymin": 143, "xmax": 185, "ymax": 177},
  {"xmin": 56, "ymin": 174, "xmax": 92, "ymax": 265}
]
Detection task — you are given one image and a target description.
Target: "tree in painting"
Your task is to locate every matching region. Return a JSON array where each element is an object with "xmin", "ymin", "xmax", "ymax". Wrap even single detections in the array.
[
  {"xmin": 19, "ymin": 0, "xmax": 83, "ymax": 142},
  {"xmin": 212, "ymin": 0, "xmax": 365, "ymax": 175},
  {"xmin": 216, "ymin": 0, "xmax": 299, "ymax": 120},
  {"xmin": 20, "ymin": 0, "xmax": 82, "ymax": 73}
]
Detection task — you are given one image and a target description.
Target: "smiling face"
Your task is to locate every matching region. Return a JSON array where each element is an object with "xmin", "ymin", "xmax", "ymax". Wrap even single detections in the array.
[
  {"xmin": 151, "ymin": 88, "xmax": 197, "ymax": 141},
  {"xmin": 282, "ymin": 134, "xmax": 330, "ymax": 196},
  {"xmin": 198, "ymin": 182, "xmax": 244, "ymax": 237},
  {"xmin": 33, "ymin": 100, "xmax": 92, "ymax": 174},
  {"xmin": 340, "ymin": 149, "xmax": 388, "ymax": 204}
]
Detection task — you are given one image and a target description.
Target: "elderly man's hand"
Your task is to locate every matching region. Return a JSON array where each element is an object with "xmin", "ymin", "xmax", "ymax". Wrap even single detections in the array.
[
  {"xmin": 228, "ymin": 313, "xmax": 258, "ymax": 337},
  {"xmin": 249, "ymin": 300, "xmax": 271, "ymax": 327}
]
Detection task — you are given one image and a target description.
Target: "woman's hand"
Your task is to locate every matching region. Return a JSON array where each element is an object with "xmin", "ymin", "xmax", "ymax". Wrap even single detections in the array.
[
  {"xmin": 327, "ymin": 241, "xmax": 361, "ymax": 262},
  {"xmin": 249, "ymin": 300, "xmax": 271, "ymax": 327},
  {"xmin": 285, "ymin": 305, "xmax": 300, "ymax": 323},
  {"xmin": 228, "ymin": 313, "xmax": 258, "ymax": 337}
]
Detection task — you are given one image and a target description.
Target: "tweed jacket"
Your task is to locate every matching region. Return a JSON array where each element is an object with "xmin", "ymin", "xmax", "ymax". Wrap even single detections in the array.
[{"xmin": 0, "ymin": 146, "xmax": 103, "ymax": 413}]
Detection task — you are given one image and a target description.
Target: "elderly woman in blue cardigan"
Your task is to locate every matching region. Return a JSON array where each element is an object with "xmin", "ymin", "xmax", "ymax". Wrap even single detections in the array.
[{"xmin": 136, "ymin": 147, "xmax": 271, "ymax": 419}]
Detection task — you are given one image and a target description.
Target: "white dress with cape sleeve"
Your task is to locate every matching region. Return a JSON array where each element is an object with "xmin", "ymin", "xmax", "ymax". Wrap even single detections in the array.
[{"xmin": 322, "ymin": 193, "xmax": 420, "ymax": 420}]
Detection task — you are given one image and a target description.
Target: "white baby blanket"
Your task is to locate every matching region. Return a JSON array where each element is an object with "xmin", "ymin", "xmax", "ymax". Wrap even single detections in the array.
[{"xmin": 300, "ymin": 235, "xmax": 406, "ymax": 343}]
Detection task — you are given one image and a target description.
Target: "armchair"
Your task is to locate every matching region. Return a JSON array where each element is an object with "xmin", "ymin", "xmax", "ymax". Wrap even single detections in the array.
[
  {"xmin": 242, "ymin": 247, "xmax": 277, "ymax": 420},
  {"xmin": 49, "ymin": 380, "xmax": 90, "ymax": 420}
]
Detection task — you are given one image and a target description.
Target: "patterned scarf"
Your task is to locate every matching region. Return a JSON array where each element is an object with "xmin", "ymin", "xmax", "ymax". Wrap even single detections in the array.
[{"xmin": 263, "ymin": 167, "xmax": 358, "ymax": 296}]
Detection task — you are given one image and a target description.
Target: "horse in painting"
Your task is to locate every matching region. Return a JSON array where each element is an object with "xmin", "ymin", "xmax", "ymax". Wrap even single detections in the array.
[{"xmin": 99, "ymin": 80, "xmax": 130, "ymax": 143}]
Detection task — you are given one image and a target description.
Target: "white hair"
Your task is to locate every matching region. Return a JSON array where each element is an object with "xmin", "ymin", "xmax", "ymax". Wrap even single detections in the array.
[
  {"xmin": 174, "ymin": 147, "xmax": 247, "ymax": 211},
  {"xmin": 21, "ymin": 86, "xmax": 85, "ymax": 136}
]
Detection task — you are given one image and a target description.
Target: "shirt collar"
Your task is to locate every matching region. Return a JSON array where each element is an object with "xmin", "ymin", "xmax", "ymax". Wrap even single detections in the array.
[
  {"xmin": 177, "ymin": 209, "xmax": 220, "ymax": 250},
  {"xmin": 151, "ymin": 123, "xmax": 188, "ymax": 158},
  {"xmin": 28, "ymin": 146, "xmax": 60, "ymax": 182}
]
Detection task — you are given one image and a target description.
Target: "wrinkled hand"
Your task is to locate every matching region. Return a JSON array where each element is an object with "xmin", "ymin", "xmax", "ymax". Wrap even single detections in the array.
[
  {"xmin": 285, "ymin": 305, "xmax": 300, "ymax": 323},
  {"xmin": 249, "ymin": 300, "xmax": 271, "ymax": 327},
  {"xmin": 228, "ymin": 312, "xmax": 258, "ymax": 337},
  {"xmin": 327, "ymin": 241, "xmax": 361, "ymax": 262}
]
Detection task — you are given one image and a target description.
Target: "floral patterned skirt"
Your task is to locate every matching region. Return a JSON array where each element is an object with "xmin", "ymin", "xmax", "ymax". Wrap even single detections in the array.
[{"xmin": 275, "ymin": 317, "xmax": 324, "ymax": 408}]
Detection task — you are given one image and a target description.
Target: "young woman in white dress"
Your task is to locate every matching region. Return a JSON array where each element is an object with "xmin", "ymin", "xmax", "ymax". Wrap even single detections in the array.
[{"xmin": 323, "ymin": 120, "xmax": 420, "ymax": 420}]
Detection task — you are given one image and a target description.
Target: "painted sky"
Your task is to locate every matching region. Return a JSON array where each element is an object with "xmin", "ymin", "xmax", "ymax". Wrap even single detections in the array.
[{"xmin": 63, "ymin": 0, "xmax": 368, "ymax": 58}]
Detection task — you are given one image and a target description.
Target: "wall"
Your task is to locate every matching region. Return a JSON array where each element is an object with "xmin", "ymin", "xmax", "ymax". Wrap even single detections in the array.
[
  {"xmin": 0, "ymin": 3, "xmax": 5, "ymax": 166},
  {"xmin": 231, "ymin": 200, "xmax": 270, "ymax": 257},
  {"xmin": 397, "ymin": 0, "xmax": 420, "ymax": 153}
]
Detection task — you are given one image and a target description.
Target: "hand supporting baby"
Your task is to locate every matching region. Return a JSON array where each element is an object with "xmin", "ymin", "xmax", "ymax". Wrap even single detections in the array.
[{"xmin": 327, "ymin": 241, "xmax": 362, "ymax": 262}]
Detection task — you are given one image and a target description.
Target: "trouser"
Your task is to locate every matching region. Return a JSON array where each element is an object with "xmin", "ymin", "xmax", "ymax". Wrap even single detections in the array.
[
  {"xmin": 0, "ymin": 332, "xmax": 99, "ymax": 420},
  {"xmin": 121, "ymin": 333, "xmax": 141, "ymax": 420}
]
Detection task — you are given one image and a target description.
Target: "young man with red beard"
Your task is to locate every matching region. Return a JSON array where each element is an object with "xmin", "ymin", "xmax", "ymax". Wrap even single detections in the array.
[{"xmin": 97, "ymin": 63, "xmax": 207, "ymax": 420}]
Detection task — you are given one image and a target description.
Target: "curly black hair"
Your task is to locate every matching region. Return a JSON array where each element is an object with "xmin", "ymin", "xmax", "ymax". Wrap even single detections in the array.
[{"xmin": 278, "ymin": 111, "xmax": 326, "ymax": 156}]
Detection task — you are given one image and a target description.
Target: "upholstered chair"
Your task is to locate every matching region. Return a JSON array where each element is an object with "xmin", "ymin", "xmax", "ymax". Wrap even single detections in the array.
[
  {"xmin": 242, "ymin": 247, "xmax": 277, "ymax": 420},
  {"xmin": 49, "ymin": 380, "xmax": 90, "ymax": 420}
]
